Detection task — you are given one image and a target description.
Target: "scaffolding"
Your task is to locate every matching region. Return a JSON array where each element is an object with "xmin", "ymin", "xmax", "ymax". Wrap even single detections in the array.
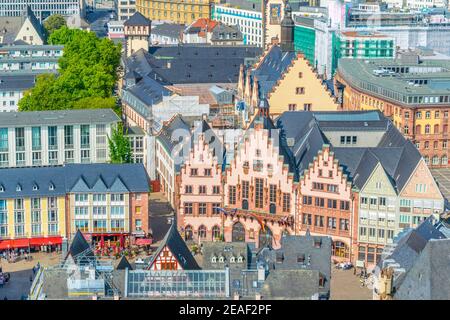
[{"xmin": 126, "ymin": 269, "xmax": 230, "ymax": 298}]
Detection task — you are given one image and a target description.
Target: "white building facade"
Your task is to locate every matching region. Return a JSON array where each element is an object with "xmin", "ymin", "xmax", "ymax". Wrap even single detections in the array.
[
  {"xmin": 0, "ymin": 0, "xmax": 86, "ymax": 20},
  {"xmin": 0, "ymin": 109, "xmax": 120, "ymax": 168},
  {"xmin": 212, "ymin": 5, "xmax": 263, "ymax": 47}
]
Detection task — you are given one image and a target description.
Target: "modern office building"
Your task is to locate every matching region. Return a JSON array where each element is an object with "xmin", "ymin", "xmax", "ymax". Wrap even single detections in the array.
[
  {"xmin": 0, "ymin": 109, "xmax": 120, "ymax": 168},
  {"xmin": 293, "ymin": 0, "xmax": 450, "ymax": 79},
  {"xmin": 114, "ymin": 0, "xmax": 137, "ymax": 21},
  {"xmin": 0, "ymin": 0, "xmax": 86, "ymax": 21},
  {"xmin": 212, "ymin": 1, "xmax": 263, "ymax": 46}
]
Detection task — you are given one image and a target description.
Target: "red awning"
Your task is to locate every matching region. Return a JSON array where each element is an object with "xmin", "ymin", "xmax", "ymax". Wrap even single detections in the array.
[
  {"xmin": 135, "ymin": 238, "xmax": 152, "ymax": 246},
  {"xmin": 0, "ymin": 238, "xmax": 29, "ymax": 249},
  {"xmin": 29, "ymin": 237, "xmax": 62, "ymax": 247},
  {"xmin": 0, "ymin": 240, "xmax": 12, "ymax": 250}
]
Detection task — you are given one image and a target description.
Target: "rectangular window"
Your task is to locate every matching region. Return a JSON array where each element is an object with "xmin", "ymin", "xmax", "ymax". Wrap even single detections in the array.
[
  {"xmin": 269, "ymin": 184, "xmax": 276, "ymax": 203},
  {"xmin": 327, "ymin": 199, "xmax": 337, "ymax": 209},
  {"xmin": 198, "ymin": 203, "xmax": 207, "ymax": 215},
  {"xmin": 228, "ymin": 186, "xmax": 236, "ymax": 205},
  {"xmin": 184, "ymin": 202, "xmax": 193, "ymax": 214},
  {"xmin": 340, "ymin": 218, "xmax": 349, "ymax": 231},
  {"xmin": 48, "ymin": 126, "xmax": 57, "ymax": 150},
  {"xmin": 15, "ymin": 127, "xmax": 25, "ymax": 151},
  {"xmin": 212, "ymin": 186, "xmax": 220, "ymax": 194},
  {"xmin": 242, "ymin": 181, "xmax": 249, "ymax": 199},
  {"xmin": 204, "ymin": 168, "xmax": 211, "ymax": 176},
  {"xmin": 198, "ymin": 185, "xmax": 207, "ymax": 194},
  {"xmin": 190, "ymin": 168, "xmax": 198, "ymax": 176},
  {"xmin": 185, "ymin": 185, "xmax": 193, "ymax": 194},
  {"xmin": 31, "ymin": 127, "xmax": 41, "ymax": 150},
  {"xmin": 64, "ymin": 125, "xmax": 74, "ymax": 149},
  {"xmin": 340, "ymin": 201, "xmax": 350, "ymax": 210},
  {"xmin": 0, "ymin": 128, "xmax": 8, "ymax": 152},
  {"xmin": 282, "ymin": 193, "xmax": 290, "ymax": 212},
  {"xmin": 80, "ymin": 125, "xmax": 90, "ymax": 148},
  {"xmin": 255, "ymin": 178, "xmax": 264, "ymax": 208},
  {"xmin": 314, "ymin": 215, "xmax": 324, "ymax": 227},
  {"xmin": 303, "ymin": 196, "xmax": 312, "ymax": 205},
  {"xmin": 315, "ymin": 197, "xmax": 325, "ymax": 207}
]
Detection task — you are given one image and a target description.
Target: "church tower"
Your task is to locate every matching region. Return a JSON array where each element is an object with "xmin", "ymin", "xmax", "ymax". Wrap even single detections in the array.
[
  {"xmin": 124, "ymin": 12, "xmax": 152, "ymax": 57},
  {"xmin": 280, "ymin": 1, "xmax": 294, "ymax": 52}
]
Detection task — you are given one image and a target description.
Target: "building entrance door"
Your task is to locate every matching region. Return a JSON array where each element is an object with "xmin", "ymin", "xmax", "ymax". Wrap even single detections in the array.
[{"xmin": 232, "ymin": 222, "xmax": 245, "ymax": 242}]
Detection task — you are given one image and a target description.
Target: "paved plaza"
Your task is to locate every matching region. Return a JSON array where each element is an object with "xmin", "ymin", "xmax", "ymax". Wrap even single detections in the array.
[
  {"xmin": 0, "ymin": 252, "xmax": 61, "ymax": 300},
  {"xmin": 330, "ymin": 268, "xmax": 373, "ymax": 300}
]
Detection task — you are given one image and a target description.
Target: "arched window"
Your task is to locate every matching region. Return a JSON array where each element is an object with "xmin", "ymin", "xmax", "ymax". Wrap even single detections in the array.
[
  {"xmin": 442, "ymin": 155, "xmax": 448, "ymax": 165},
  {"xmin": 424, "ymin": 156, "xmax": 430, "ymax": 165},
  {"xmin": 415, "ymin": 125, "xmax": 421, "ymax": 134},
  {"xmin": 434, "ymin": 124, "xmax": 440, "ymax": 134},
  {"xmin": 212, "ymin": 225, "xmax": 221, "ymax": 240},
  {"xmin": 404, "ymin": 125, "xmax": 409, "ymax": 134},
  {"xmin": 185, "ymin": 225, "xmax": 193, "ymax": 241},
  {"xmin": 425, "ymin": 124, "xmax": 430, "ymax": 134},
  {"xmin": 198, "ymin": 225, "xmax": 207, "ymax": 239},
  {"xmin": 432, "ymin": 156, "xmax": 439, "ymax": 165}
]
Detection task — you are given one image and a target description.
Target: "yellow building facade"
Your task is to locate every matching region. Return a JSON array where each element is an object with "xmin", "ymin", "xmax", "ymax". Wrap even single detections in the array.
[
  {"xmin": 267, "ymin": 52, "xmax": 339, "ymax": 114},
  {"xmin": 0, "ymin": 196, "xmax": 66, "ymax": 241},
  {"xmin": 136, "ymin": 0, "xmax": 215, "ymax": 25},
  {"xmin": 237, "ymin": 45, "xmax": 339, "ymax": 120}
]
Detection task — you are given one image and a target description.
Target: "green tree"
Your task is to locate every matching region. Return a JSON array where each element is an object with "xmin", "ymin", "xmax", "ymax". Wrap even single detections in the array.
[
  {"xmin": 108, "ymin": 124, "xmax": 132, "ymax": 164},
  {"xmin": 43, "ymin": 14, "xmax": 67, "ymax": 35},
  {"xmin": 18, "ymin": 28, "xmax": 122, "ymax": 112}
]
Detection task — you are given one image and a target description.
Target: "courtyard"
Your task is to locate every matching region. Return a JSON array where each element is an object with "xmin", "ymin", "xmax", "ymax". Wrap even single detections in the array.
[{"xmin": 330, "ymin": 268, "xmax": 373, "ymax": 300}]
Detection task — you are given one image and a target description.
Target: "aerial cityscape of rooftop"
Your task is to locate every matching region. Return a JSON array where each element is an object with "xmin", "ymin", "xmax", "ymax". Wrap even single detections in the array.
[{"xmin": 0, "ymin": 0, "xmax": 449, "ymax": 306}]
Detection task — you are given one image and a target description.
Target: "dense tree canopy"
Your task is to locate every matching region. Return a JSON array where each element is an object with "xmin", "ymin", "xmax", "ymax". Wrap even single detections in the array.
[
  {"xmin": 43, "ymin": 14, "xmax": 67, "ymax": 35},
  {"xmin": 19, "ymin": 27, "xmax": 122, "ymax": 112}
]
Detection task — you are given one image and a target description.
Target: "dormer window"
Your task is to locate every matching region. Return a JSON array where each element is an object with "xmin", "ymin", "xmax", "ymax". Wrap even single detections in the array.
[
  {"xmin": 49, "ymin": 183, "xmax": 54, "ymax": 191},
  {"xmin": 33, "ymin": 184, "xmax": 38, "ymax": 191},
  {"xmin": 211, "ymin": 256, "xmax": 217, "ymax": 263},
  {"xmin": 16, "ymin": 184, "xmax": 22, "ymax": 192},
  {"xmin": 219, "ymin": 256, "xmax": 225, "ymax": 263},
  {"xmin": 0, "ymin": 185, "xmax": 4, "ymax": 192},
  {"xmin": 230, "ymin": 256, "xmax": 235, "ymax": 263},
  {"xmin": 237, "ymin": 256, "xmax": 244, "ymax": 263}
]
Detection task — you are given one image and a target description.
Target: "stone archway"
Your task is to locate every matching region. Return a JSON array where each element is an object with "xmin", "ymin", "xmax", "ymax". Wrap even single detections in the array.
[{"xmin": 232, "ymin": 221, "xmax": 245, "ymax": 242}]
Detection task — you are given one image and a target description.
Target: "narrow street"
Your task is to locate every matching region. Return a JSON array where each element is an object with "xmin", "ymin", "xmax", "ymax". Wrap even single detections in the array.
[{"xmin": 149, "ymin": 192, "xmax": 175, "ymax": 245}]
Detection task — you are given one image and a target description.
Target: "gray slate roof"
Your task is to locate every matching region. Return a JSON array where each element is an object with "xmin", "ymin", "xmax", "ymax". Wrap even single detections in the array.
[
  {"xmin": 0, "ymin": 163, "xmax": 150, "ymax": 199},
  {"xmin": 201, "ymin": 242, "xmax": 251, "ymax": 270},
  {"xmin": 124, "ymin": 12, "xmax": 151, "ymax": 27},
  {"xmin": 127, "ymin": 45, "xmax": 261, "ymax": 85},
  {"xmin": 246, "ymin": 45, "xmax": 297, "ymax": 99},
  {"xmin": 260, "ymin": 269, "xmax": 320, "ymax": 299},
  {"xmin": 394, "ymin": 238, "xmax": 450, "ymax": 300},
  {"xmin": 0, "ymin": 109, "xmax": 120, "ymax": 127},
  {"xmin": 151, "ymin": 23, "xmax": 184, "ymax": 39},
  {"xmin": 257, "ymin": 233, "xmax": 331, "ymax": 297},
  {"xmin": 0, "ymin": 74, "xmax": 36, "ymax": 91}
]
